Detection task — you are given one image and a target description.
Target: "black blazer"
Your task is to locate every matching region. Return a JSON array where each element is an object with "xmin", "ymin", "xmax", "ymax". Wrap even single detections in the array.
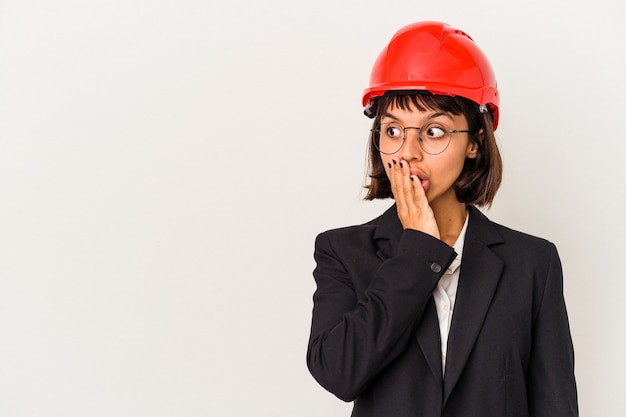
[{"xmin": 307, "ymin": 205, "xmax": 578, "ymax": 417}]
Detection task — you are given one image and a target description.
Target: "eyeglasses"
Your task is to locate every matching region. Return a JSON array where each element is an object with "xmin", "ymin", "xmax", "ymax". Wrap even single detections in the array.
[{"xmin": 371, "ymin": 121, "xmax": 472, "ymax": 155}]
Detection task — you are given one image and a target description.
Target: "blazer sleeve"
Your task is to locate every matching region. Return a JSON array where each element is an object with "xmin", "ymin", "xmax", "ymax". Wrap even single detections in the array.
[
  {"xmin": 307, "ymin": 228, "xmax": 456, "ymax": 401},
  {"xmin": 527, "ymin": 243, "xmax": 579, "ymax": 416}
]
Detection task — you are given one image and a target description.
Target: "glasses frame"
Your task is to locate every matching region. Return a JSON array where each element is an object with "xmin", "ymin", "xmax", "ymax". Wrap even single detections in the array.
[{"xmin": 371, "ymin": 121, "xmax": 473, "ymax": 155}]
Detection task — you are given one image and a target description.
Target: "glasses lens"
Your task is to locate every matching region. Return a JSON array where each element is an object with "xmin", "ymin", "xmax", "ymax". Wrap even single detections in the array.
[
  {"xmin": 419, "ymin": 123, "xmax": 451, "ymax": 154},
  {"xmin": 376, "ymin": 122, "xmax": 404, "ymax": 154}
]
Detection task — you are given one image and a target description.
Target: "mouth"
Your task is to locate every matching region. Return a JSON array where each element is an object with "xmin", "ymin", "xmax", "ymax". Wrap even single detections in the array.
[{"xmin": 410, "ymin": 169, "xmax": 429, "ymax": 191}]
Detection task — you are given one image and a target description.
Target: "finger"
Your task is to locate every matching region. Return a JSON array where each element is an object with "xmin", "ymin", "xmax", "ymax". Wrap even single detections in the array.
[
  {"xmin": 397, "ymin": 160, "xmax": 421, "ymax": 224},
  {"xmin": 390, "ymin": 159, "xmax": 408, "ymax": 208},
  {"xmin": 399, "ymin": 160, "xmax": 415, "ymax": 202},
  {"xmin": 389, "ymin": 159, "xmax": 402, "ymax": 193},
  {"xmin": 410, "ymin": 174, "xmax": 426, "ymax": 202}
]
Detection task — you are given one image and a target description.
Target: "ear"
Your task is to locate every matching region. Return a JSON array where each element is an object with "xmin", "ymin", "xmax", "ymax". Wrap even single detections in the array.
[
  {"xmin": 466, "ymin": 129, "xmax": 482, "ymax": 159},
  {"xmin": 466, "ymin": 140, "xmax": 479, "ymax": 159}
]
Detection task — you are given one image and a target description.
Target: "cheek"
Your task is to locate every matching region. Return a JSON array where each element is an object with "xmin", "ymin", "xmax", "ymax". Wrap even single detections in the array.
[{"xmin": 430, "ymin": 154, "xmax": 467, "ymax": 182}]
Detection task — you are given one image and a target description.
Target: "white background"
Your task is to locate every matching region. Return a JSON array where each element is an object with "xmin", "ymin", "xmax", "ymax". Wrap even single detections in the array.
[{"xmin": 0, "ymin": 0, "xmax": 624, "ymax": 416}]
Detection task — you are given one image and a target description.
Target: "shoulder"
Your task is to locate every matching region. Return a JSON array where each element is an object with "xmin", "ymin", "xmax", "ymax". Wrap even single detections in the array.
[
  {"xmin": 470, "ymin": 206, "xmax": 554, "ymax": 245},
  {"xmin": 315, "ymin": 213, "xmax": 382, "ymax": 250},
  {"xmin": 468, "ymin": 206, "xmax": 559, "ymax": 263},
  {"xmin": 317, "ymin": 203, "xmax": 397, "ymax": 241},
  {"xmin": 494, "ymin": 221, "xmax": 555, "ymax": 250},
  {"xmin": 313, "ymin": 204, "xmax": 403, "ymax": 259}
]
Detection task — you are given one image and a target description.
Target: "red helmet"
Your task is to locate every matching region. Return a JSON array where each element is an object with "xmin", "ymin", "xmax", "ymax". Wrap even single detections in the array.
[{"xmin": 363, "ymin": 21, "xmax": 500, "ymax": 130}]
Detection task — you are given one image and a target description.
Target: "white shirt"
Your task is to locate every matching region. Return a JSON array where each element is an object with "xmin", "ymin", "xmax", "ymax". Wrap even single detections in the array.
[{"xmin": 432, "ymin": 213, "xmax": 469, "ymax": 374}]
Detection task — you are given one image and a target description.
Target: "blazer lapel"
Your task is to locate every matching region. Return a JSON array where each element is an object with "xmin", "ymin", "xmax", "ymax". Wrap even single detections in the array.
[
  {"xmin": 416, "ymin": 299, "xmax": 444, "ymax": 383},
  {"xmin": 443, "ymin": 206, "xmax": 505, "ymax": 405}
]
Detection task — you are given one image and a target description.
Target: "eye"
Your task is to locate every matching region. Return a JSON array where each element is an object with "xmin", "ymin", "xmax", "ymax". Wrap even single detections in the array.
[
  {"xmin": 384, "ymin": 124, "xmax": 403, "ymax": 139},
  {"xmin": 424, "ymin": 124, "xmax": 447, "ymax": 139}
]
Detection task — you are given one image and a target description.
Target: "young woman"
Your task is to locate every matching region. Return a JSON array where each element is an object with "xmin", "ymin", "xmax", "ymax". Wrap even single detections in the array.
[{"xmin": 307, "ymin": 21, "xmax": 578, "ymax": 417}]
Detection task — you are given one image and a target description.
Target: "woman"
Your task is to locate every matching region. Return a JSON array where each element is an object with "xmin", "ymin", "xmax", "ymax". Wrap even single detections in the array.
[{"xmin": 306, "ymin": 21, "xmax": 578, "ymax": 417}]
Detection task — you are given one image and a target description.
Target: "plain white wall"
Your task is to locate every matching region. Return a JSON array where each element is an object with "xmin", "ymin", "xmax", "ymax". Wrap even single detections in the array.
[{"xmin": 0, "ymin": 0, "xmax": 624, "ymax": 416}]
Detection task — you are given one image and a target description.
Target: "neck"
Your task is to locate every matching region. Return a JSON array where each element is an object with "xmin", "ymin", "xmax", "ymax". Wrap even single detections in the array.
[{"xmin": 431, "ymin": 197, "xmax": 468, "ymax": 247}]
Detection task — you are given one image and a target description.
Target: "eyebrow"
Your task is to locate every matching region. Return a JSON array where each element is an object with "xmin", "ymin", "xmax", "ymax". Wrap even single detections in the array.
[{"xmin": 381, "ymin": 111, "xmax": 451, "ymax": 123}]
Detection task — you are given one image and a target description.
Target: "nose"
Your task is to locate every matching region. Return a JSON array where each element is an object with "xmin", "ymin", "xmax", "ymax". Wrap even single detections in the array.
[{"xmin": 398, "ymin": 128, "xmax": 423, "ymax": 161}]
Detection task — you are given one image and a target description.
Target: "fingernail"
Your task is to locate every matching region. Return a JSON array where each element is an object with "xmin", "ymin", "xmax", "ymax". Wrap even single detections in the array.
[
  {"xmin": 410, "ymin": 176, "xmax": 414, "ymax": 181},
  {"xmin": 387, "ymin": 162, "xmax": 392, "ymax": 169},
  {"xmin": 399, "ymin": 161, "xmax": 404, "ymax": 168},
  {"xmin": 392, "ymin": 159, "xmax": 397, "ymax": 165}
]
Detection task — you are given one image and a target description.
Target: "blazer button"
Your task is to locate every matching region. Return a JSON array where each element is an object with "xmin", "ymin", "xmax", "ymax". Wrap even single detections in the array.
[{"xmin": 430, "ymin": 262, "xmax": 442, "ymax": 273}]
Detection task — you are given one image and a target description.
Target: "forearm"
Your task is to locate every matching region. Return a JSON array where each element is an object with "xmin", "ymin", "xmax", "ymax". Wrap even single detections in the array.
[{"xmin": 307, "ymin": 229, "xmax": 455, "ymax": 401}]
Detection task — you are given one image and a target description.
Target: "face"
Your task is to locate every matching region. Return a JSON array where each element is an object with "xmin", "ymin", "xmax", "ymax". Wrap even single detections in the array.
[{"xmin": 379, "ymin": 101, "xmax": 478, "ymax": 208}]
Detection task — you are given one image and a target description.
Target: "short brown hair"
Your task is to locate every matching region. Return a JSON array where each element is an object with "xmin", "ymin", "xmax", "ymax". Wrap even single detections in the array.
[{"xmin": 364, "ymin": 92, "xmax": 502, "ymax": 207}]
